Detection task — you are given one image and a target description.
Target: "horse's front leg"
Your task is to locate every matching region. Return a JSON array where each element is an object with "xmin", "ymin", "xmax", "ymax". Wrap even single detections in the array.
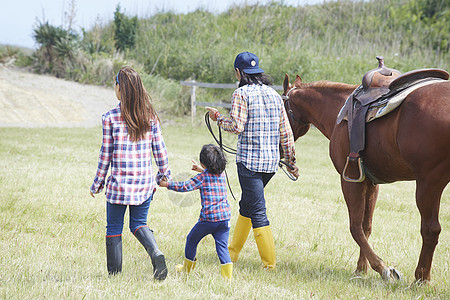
[
  {"xmin": 414, "ymin": 178, "xmax": 444, "ymax": 283},
  {"xmin": 341, "ymin": 179, "xmax": 397, "ymax": 280},
  {"xmin": 354, "ymin": 182, "xmax": 379, "ymax": 275}
]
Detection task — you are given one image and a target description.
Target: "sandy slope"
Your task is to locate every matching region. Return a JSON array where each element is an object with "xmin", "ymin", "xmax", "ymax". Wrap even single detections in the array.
[{"xmin": 0, "ymin": 66, "xmax": 118, "ymax": 127}]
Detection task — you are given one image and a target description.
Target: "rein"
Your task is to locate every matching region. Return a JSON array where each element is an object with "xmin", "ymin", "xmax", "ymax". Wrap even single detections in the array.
[
  {"xmin": 204, "ymin": 112, "xmax": 298, "ymax": 185},
  {"xmin": 282, "ymin": 87, "xmax": 309, "ymax": 127}
]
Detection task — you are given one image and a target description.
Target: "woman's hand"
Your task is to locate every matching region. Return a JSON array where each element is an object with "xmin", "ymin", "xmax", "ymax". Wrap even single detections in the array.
[
  {"xmin": 288, "ymin": 163, "xmax": 300, "ymax": 179},
  {"xmin": 191, "ymin": 159, "xmax": 204, "ymax": 172},
  {"xmin": 205, "ymin": 107, "xmax": 219, "ymax": 121}
]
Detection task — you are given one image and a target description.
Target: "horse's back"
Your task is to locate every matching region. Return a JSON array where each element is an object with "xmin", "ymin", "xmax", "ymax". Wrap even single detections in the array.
[
  {"xmin": 350, "ymin": 81, "xmax": 450, "ymax": 183},
  {"xmin": 394, "ymin": 81, "xmax": 450, "ymax": 182}
]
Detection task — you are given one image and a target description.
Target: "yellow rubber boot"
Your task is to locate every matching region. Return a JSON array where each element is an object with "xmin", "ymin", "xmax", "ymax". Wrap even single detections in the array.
[
  {"xmin": 253, "ymin": 225, "xmax": 276, "ymax": 270},
  {"xmin": 176, "ymin": 258, "xmax": 196, "ymax": 274},
  {"xmin": 228, "ymin": 214, "xmax": 252, "ymax": 262},
  {"xmin": 220, "ymin": 263, "xmax": 233, "ymax": 280}
]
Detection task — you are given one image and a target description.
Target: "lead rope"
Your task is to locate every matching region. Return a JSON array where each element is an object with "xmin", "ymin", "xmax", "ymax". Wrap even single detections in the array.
[
  {"xmin": 205, "ymin": 112, "xmax": 297, "ymax": 200},
  {"xmin": 205, "ymin": 112, "xmax": 237, "ymax": 201}
]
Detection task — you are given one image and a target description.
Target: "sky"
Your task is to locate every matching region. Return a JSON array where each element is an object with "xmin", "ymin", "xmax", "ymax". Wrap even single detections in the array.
[{"xmin": 0, "ymin": 0, "xmax": 324, "ymax": 49}]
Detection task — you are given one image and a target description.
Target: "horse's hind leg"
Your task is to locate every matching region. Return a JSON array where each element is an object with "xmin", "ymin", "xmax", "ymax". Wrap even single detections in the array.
[
  {"xmin": 355, "ymin": 183, "xmax": 379, "ymax": 275},
  {"xmin": 414, "ymin": 178, "xmax": 445, "ymax": 282}
]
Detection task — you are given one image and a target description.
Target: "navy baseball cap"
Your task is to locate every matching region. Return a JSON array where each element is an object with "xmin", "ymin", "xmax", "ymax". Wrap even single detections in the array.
[{"xmin": 234, "ymin": 51, "xmax": 264, "ymax": 74}]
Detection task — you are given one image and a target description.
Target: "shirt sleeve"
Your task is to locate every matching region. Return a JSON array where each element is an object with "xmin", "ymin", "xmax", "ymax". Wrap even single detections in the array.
[
  {"xmin": 167, "ymin": 173, "xmax": 203, "ymax": 192},
  {"xmin": 217, "ymin": 89, "xmax": 247, "ymax": 134},
  {"xmin": 90, "ymin": 113, "xmax": 113, "ymax": 194},
  {"xmin": 152, "ymin": 119, "xmax": 172, "ymax": 184},
  {"xmin": 279, "ymin": 104, "xmax": 296, "ymax": 164}
]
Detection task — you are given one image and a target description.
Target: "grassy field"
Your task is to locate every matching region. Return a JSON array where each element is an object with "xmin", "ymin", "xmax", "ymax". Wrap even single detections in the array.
[{"xmin": 0, "ymin": 121, "xmax": 448, "ymax": 299}]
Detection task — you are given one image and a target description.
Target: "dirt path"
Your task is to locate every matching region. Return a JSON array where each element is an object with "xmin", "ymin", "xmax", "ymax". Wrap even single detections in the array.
[{"xmin": 0, "ymin": 66, "xmax": 117, "ymax": 127}]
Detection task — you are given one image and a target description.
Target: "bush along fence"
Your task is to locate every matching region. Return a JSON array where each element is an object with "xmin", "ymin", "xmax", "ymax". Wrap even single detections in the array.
[{"xmin": 180, "ymin": 80, "xmax": 283, "ymax": 123}]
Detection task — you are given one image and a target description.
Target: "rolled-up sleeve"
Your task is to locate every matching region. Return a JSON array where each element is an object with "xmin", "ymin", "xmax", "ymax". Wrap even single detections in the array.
[
  {"xmin": 90, "ymin": 114, "xmax": 113, "ymax": 194},
  {"xmin": 217, "ymin": 90, "xmax": 247, "ymax": 134},
  {"xmin": 152, "ymin": 120, "xmax": 171, "ymax": 184},
  {"xmin": 279, "ymin": 106, "xmax": 296, "ymax": 164}
]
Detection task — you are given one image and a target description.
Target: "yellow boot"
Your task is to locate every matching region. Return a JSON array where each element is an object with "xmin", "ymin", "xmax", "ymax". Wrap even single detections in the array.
[
  {"xmin": 220, "ymin": 263, "xmax": 233, "ymax": 280},
  {"xmin": 228, "ymin": 214, "xmax": 252, "ymax": 262},
  {"xmin": 176, "ymin": 258, "xmax": 196, "ymax": 274},
  {"xmin": 253, "ymin": 225, "xmax": 276, "ymax": 270}
]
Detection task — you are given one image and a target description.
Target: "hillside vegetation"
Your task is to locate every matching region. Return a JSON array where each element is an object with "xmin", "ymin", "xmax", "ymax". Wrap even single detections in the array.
[
  {"xmin": 131, "ymin": 0, "xmax": 448, "ymax": 84},
  {"xmin": 4, "ymin": 0, "xmax": 449, "ymax": 115}
]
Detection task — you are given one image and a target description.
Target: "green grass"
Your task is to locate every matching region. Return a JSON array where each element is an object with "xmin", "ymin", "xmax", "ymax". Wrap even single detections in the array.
[{"xmin": 0, "ymin": 123, "xmax": 448, "ymax": 299}]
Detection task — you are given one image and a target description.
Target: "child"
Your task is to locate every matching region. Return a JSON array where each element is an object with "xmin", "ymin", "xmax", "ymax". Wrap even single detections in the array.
[
  {"xmin": 90, "ymin": 67, "xmax": 170, "ymax": 280},
  {"xmin": 159, "ymin": 144, "xmax": 232, "ymax": 279}
]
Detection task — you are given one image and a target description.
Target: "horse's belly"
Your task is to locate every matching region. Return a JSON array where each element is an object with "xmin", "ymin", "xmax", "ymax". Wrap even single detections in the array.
[{"xmin": 331, "ymin": 114, "xmax": 415, "ymax": 183}]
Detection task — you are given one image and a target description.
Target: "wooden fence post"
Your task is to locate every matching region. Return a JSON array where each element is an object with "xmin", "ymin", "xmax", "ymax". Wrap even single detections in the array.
[{"xmin": 190, "ymin": 80, "xmax": 196, "ymax": 124}]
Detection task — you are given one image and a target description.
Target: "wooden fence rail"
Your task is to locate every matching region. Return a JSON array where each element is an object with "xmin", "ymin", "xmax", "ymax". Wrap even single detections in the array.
[{"xmin": 180, "ymin": 80, "xmax": 283, "ymax": 123}]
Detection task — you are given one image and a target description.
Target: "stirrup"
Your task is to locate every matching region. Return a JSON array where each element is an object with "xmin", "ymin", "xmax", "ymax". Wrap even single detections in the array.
[{"xmin": 342, "ymin": 153, "xmax": 366, "ymax": 183}]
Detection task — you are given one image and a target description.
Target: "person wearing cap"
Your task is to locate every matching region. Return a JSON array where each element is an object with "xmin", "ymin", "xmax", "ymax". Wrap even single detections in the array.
[{"xmin": 206, "ymin": 51, "xmax": 298, "ymax": 270}]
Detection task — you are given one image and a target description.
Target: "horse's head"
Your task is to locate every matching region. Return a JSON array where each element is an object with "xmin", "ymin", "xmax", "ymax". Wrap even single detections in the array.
[{"xmin": 282, "ymin": 74, "xmax": 311, "ymax": 141}]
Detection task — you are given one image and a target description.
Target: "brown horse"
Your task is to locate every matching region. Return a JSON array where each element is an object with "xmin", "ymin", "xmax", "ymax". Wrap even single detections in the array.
[{"xmin": 282, "ymin": 73, "xmax": 450, "ymax": 282}]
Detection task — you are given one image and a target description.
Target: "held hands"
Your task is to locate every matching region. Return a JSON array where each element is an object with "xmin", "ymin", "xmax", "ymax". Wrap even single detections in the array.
[
  {"xmin": 205, "ymin": 107, "xmax": 219, "ymax": 121},
  {"xmin": 159, "ymin": 176, "xmax": 169, "ymax": 188}
]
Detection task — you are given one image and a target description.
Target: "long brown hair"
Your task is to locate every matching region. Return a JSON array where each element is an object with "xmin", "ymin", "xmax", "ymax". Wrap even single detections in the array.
[{"xmin": 116, "ymin": 67, "xmax": 158, "ymax": 142}]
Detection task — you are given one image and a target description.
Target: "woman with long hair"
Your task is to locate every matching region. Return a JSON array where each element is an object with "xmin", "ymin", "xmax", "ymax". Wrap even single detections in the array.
[{"xmin": 90, "ymin": 67, "xmax": 170, "ymax": 280}]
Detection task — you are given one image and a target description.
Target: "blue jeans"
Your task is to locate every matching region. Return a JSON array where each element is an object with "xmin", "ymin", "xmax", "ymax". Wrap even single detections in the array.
[
  {"xmin": 106, "ymin": 196, "xmax": 152, "ymax": 236},
  {"xmin": 237, "ymin": 163, "xmax": 275, "ymax": 228},
  {"xmin": 185, "ymin": 220, "xmax": 231, "ymax": 264}
]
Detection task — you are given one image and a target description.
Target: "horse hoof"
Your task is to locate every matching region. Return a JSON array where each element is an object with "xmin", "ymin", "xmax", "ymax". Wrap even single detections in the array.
[
  {"xmin": 410, "ymin": 279, "xmax": 429, "ymax": 287},
  {"xmin": 382, "ymin": 267, "xmax": 402, "ymax": 281}
]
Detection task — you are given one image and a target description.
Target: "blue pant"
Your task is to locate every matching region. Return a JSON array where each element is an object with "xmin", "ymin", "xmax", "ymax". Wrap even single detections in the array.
[
  {"xmin": 237, "ymin": 162, "xmax": 275, "ymax": 228},
  {"xmin": 106, "ymin": 196, "xmax": 152, "ymax": 236},
  {"xmin": 185, "ymin": 220, "xmax": 231, "ymax": 264}
]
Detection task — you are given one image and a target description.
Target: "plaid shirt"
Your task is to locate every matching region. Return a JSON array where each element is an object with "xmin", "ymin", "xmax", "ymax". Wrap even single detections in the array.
[
  {"xmin": 217, "ymin": 84, "xmax": 295, "ymax": 173},
  {"xmin": 90, "ymin": 103, "xmax": 171, "ymax": 205},
  {"xmin": 167, "ymin": 170, "xmax": 231, "ymax": 222}
]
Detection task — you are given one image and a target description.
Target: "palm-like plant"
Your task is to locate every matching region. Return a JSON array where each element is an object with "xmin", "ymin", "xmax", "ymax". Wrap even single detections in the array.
[{"xmin": 32, "ymin": 21, "xmax": 78, "ymax": 76}]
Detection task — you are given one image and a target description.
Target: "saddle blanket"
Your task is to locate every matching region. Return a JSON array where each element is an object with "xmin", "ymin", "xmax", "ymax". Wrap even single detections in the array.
[{"xmin": 337, "ymin": 78, "xmax": 445, "ymax": 124}]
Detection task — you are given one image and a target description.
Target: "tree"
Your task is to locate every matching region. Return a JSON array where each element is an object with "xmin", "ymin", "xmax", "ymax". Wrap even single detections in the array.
[{"xmin": 114, "ymin": 5, "xmax": 138, "ymax": 51}]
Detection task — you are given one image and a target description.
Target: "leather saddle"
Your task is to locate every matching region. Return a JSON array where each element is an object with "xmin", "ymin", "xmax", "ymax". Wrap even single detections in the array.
[{"xmin": 342, "ymin": 56, "xmax": 449, "ymax": 183}]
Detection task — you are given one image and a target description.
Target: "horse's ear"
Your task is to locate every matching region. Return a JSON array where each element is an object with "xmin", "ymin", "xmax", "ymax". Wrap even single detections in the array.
[
  {"xmin": 283, "ymin": 74, "xmax": 290, "ymax": 94},
  {"xmin": 294, "ymin": 75, "xmax": 302, "ymax": 87}
]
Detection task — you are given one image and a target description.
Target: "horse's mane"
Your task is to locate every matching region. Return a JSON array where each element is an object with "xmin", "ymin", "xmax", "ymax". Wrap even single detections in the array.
[{"xmin": 303, "ymin": 81, "xmax": 357, "ymax": 93}]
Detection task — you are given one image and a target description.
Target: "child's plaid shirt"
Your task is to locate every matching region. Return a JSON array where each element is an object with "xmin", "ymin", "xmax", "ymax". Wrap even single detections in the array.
[
  {"xmin": 167, "ymin": 169, "xmax": 231, "ymax": 222},
  {"xmin": 217, "ymin": 84, "xmax": 296, "ymax": 173},
  {"xmin": 90, "ymin": 104, "xmax": 171, "ymax": 205}
]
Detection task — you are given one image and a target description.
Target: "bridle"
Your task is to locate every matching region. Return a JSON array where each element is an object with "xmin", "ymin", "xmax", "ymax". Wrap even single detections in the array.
[{"xmin": 282, "ymin": 86, "xmax": 310, "ymax": 127}]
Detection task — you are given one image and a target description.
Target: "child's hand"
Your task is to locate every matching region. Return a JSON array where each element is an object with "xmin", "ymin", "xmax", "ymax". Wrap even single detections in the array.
[{"xmin": 191, "ymin": 159, "xmax": 204, "ymax": 172}]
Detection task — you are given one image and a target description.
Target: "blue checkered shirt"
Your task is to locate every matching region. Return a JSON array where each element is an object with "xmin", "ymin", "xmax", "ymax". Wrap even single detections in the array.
[
  {"xmin": 217, "ymin": 84, "xmax": 295, "ymax": 173},
  {"xmin": 90, "ymin": 104, "xmax": 171, "ymax": 205},
  {"xmin": 167, "ymin": 170, "xmax": 231, "ymax": 222}
]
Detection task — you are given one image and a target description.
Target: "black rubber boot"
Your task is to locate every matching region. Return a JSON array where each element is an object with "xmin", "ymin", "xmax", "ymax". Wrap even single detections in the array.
[
  {"xmin": 106, "ymin": 235, "xmax": 122, "ymax": 275},
  {"xmin": 134, "ymin": 227, "xmax": 168, "ymax": 280}
]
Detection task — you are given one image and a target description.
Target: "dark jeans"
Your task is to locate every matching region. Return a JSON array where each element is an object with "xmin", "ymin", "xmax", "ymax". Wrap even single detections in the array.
[
  {"xmin": 185, "ymin": 220, "xmax": 231, "ymax": 264},
  {"xmin": 237, "ymin": 163, "xmax": 275, "ymax": 228},
  {"xmin": 106, "ymin": 196, "xmax": 152, "ymax": 236}
]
